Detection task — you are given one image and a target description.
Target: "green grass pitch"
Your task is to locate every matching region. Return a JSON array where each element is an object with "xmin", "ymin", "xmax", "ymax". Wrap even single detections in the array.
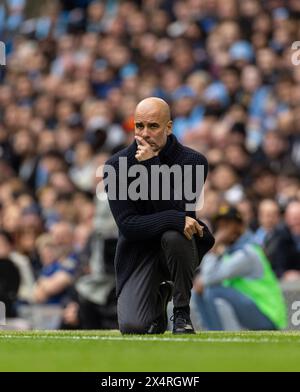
[{"xmin": 1, "ymin": 330, "xmax": 300, "ymax": 371}]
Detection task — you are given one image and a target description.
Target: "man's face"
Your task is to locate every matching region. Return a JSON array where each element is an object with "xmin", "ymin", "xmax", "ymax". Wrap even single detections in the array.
[
  {"xmin": 134, "ymin": 107, "xmax": 172, "ymax": 153},
  {"xmin": 258, "ymin": 202, "xmax": 280, "ymax": 230},
  {"xmin": 216, "ymin": 219, "xmax": 244, "ymax": 245}
]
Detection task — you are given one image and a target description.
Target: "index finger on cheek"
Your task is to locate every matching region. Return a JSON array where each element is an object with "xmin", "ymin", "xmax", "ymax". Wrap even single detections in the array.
[{"xmin": 135, "ymin": 136, "xmax": 146, "ymax": 145}]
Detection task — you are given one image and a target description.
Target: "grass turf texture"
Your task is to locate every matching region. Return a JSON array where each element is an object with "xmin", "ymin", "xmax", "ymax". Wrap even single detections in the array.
[{"xmin": 0, "ymin": 330, "xmax": 300, "ymax": 371}]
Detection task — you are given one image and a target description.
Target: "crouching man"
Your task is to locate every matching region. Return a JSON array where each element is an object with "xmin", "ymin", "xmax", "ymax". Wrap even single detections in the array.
[{"xmin": 104, "ymin": 97, "xmax": 214, "ymax": 334}]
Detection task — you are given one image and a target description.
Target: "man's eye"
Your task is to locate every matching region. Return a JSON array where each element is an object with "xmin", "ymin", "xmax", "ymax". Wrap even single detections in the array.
[
  {"xmin": 136, "ymin": 124, "xmax": 143, "ymax": 129},
  {"xmin": 150, "ymin": 124, "xmax": 158, "ymax": 128}
]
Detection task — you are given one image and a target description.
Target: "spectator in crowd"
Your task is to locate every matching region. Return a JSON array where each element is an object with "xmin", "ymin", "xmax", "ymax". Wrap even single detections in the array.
[
  {"xmin": 210, "ymin": 163, "xmax": 245, "ymax": 205},
  {"xmin": 50, "ymin": 221, "xmax": 79, "ymax": 270},
  {"xmin": 265, "ymin": 200, "xmax": 300, "ymax": 279},
  {"xmin": 252, "ymin": 130, "xmax": 297, "ymax": 174},
  {"xmin": 253, "ymin": 199, "xmax": 281, "ymax": 245},
  {"xmin": 0, "ymin": 257, "xmax": 20, "ymax": 317},
  {"xmin": 193, "ymin": 205, "xmax": 287, "ymax": 331},
  {"xmin": 33, "ymin": 230, "xmax": 76, "ymax": 305},
  {"xmin": 0, "ymin": 229, "xmax": 35, "ymax": 303}
]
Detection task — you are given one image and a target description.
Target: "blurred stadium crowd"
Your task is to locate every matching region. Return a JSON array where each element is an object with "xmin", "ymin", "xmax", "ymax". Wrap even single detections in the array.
[{"xmin": 0, "ymin": 0, "xmax": 300, "ymax": 329}]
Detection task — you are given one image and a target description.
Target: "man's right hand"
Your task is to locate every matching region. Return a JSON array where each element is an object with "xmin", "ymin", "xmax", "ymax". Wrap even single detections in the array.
[{"xmin": 184, "ymin": 216, "xmax": 204, "ymax": 240}]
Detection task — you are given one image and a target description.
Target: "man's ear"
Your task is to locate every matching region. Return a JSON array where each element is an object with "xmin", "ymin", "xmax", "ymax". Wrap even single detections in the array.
[{"xmin": 166, "ymin": 120, "xmax": 173, "ymax": 135}]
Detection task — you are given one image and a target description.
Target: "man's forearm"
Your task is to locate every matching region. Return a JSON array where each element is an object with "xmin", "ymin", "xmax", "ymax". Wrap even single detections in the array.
[
  {"xmin": 108, "ymin": 195, "xmax": 186, "ymax": 240},
  {"xmin": 202, "ymin": 250, "xmax": 252, "ymax": 287}
]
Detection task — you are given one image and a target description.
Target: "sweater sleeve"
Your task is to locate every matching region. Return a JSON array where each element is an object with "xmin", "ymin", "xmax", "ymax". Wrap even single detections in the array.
[
  {"xmin": 107, "ymin": 196, "xmax": 186, "ymax": 241},
  {"xmin": 104, "ymin": 158, "xmax": 186, "ymax": 240}
]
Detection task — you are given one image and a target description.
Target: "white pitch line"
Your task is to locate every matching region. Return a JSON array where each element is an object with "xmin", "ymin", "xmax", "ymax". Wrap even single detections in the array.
[{"xmin": 0, "ymin": 334, "xmax": 299, "ymax": 344}]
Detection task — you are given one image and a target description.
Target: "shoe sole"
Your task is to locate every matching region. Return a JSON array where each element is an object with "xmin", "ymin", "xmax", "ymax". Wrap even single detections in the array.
[
  {"xmin": 161, "ymin": 281, "xmax": 174, "ymax": 330},
  {"xmin": 147, "ymin": 281, "xmax": 173, "ymax": 334}
]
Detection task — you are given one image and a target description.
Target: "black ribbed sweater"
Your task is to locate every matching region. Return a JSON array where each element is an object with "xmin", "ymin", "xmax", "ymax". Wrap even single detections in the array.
[{"xmin": 105, "ymin": 134, "xmax": 210, "ymax": 297}]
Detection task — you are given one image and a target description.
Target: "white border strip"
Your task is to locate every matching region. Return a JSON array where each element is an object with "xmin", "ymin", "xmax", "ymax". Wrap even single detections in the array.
[{"xmin": 0, "ymin": 334, "xmax": 299, "ymax": 344}]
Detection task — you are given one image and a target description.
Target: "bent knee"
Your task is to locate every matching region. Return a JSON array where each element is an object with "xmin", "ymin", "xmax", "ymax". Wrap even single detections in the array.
[
  {"xmin": 204, "ymin": 228, "xmax": 215, "ymax": 250},
  {"xmin": 119, "ymin": 321, "xmax": 149, "ymax": 335},
  {"xmin": 161, "ymin": 230, "xmax": 186, "ymax": 248}
]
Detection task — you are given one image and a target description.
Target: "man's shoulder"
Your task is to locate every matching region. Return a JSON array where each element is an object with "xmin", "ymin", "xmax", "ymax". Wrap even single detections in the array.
[
  {"xmin": 268, "ymin": 223, "xmax": 293, "ymax": 243},
  {"xmin": 179, "ymin": 143, "xmax": 208, "ymax": 167},
  {"xmin": 105, "ymin": 143, "xmax": 136, "ymax": 168}
]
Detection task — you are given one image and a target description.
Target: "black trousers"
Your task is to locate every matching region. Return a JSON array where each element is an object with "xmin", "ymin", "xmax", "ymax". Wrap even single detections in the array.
[{"xmin": 118, "ymin": 227, "xmax": 214, "ymax": 334}]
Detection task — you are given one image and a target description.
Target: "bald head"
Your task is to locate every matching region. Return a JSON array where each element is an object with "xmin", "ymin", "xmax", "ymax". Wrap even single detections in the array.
[
  {"xmin": 135, "ymin": 97, "xmax": 171, "ymax": 122},
  {"xmin": 134, "ymin": 97, "xmax": 172, "ymax": 152}
]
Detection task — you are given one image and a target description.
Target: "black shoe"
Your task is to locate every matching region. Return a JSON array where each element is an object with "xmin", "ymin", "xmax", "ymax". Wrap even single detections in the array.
[
  {"xmin": 147, "ymin": 281, "xmax": 174, "ymax": 334},
  {"xmin": 172, "ymin": 308, "xmax": 195, "ymax": 334}
]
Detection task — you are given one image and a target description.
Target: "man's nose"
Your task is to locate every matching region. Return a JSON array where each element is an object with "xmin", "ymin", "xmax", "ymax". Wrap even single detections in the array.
[{"xmin": 141, "ymin": 127, "xmax": 150, "ymax": 138}]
